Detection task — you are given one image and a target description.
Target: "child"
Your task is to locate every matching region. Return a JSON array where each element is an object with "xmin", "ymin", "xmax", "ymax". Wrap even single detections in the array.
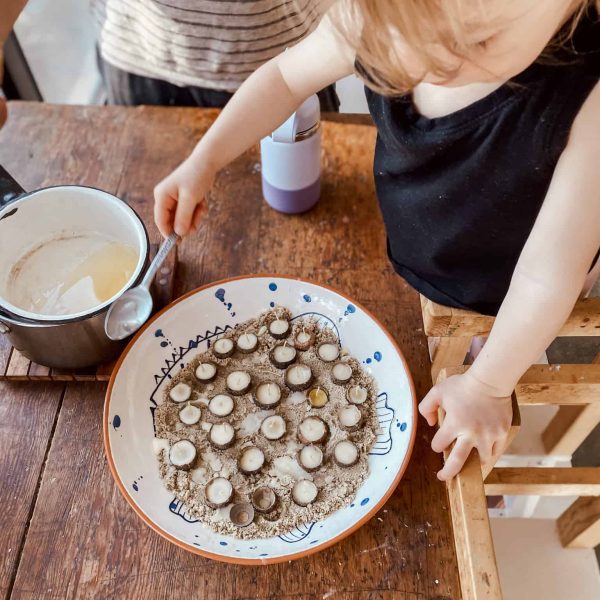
[{"xmin": 154, "ymin": 0, "xmax": 600, "ymax": 480}]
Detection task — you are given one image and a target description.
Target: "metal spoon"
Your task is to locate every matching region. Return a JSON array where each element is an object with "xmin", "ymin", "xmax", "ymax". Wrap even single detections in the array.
[{"xmin": 105, "ymin": 233, "xmax": 178, "ymax": 341}]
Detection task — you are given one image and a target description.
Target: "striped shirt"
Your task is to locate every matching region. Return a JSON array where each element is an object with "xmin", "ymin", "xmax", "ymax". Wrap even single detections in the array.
[{"xmin": 90, "ymin": 0, "xmax": 329, "ymax": 91}]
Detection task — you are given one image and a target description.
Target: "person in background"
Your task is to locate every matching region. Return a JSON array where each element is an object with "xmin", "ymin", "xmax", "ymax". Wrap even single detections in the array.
[
  {"xmin": 0, "ymin": 0, "xmax": 337, "ymax": 124},
  {"xmin": 0, "ymin": 49, "xmax": 6, "ymax": 128},
  {"xmin": 154, "ymin": 0, "xmax": 600, "ymax": 480}
]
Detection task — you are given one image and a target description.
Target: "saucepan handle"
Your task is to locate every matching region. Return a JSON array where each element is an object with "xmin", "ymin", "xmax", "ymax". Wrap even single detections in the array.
[{"xmin": 0, "ymin": 163, "xmax": 26, "ymax": 207}]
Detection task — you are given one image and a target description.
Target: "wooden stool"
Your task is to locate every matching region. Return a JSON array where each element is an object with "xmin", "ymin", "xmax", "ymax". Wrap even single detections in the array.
[
  {"xmin": 422, "ymin": 295, "xmax": 600, "ymax": 457},
  {"xmin": 423, "ymin": 296, "xmax": 600, "ymax": 600}
]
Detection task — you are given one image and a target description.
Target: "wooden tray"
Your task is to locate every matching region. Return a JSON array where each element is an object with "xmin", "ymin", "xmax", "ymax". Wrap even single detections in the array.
[{"xmin": 0, "ymin": 244, "xmax": 177, "ymax": 382}]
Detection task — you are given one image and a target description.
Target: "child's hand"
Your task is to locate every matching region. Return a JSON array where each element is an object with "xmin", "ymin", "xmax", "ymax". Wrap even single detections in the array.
[
  {"xmin": 153, "ymin": 155, "xmax": 215, "ymax": 238},
  {"xmin": 419, "ymin": 371, "xmax": 512, "ymax": 481}
]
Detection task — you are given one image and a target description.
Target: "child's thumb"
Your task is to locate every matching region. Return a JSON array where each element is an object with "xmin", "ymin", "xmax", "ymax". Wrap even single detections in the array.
[{"xmin": 419, "ymin": 386, "xmax": 442, "ymax": 426}]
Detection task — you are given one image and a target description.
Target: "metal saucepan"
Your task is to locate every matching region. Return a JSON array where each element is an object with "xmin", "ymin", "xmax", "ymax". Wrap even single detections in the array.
[{"xmin": 0, "ymin": 165, "xmax": 149, "ymax": 368}]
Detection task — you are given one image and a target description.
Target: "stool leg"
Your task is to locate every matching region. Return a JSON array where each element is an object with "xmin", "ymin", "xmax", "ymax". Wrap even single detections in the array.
[
  {"xmin": 557, "ymin": 496, "xmax": 600, "ymax": 548},
  {"xmin": 542, "ymin": 404, "xmax": 600, "ymax": 456},
  {"xmin": 429, "ymin": 336, "xmax": 472, "ymax": 384}
]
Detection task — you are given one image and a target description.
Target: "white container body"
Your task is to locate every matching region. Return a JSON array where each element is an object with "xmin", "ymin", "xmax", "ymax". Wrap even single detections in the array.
[{"xmin": 260, "ymin": 129, "xmax": 321, "ymax": 191}]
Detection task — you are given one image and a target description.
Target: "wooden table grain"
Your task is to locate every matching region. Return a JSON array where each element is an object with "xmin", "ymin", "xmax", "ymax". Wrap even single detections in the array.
[{"xmin": 0, "ymin": 102, "xmax": 461, "ymax": 600}]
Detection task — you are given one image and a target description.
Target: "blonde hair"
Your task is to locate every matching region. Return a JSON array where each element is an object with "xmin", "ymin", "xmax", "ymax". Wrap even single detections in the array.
[{"xmin": 331, "ymin": 0, "xmax": 598, "ymax": 96}]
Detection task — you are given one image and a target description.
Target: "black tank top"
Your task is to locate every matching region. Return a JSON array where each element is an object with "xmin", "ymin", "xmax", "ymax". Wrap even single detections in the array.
[{"xmin": 365, "ymin": 9, "xmax": 600, "ymax": 315}]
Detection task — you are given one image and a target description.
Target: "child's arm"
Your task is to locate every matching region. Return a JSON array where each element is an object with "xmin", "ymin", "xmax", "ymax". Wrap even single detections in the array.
[
  {"xmin": 154, "ymin": 15, "xmax": 355, "ymax": 237},
  {"xmin": 420, "ymin": 81, "xmax": 600, "ymax": 480}
]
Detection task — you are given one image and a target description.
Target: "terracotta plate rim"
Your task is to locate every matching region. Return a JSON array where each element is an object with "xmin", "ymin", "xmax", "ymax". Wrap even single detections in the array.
[{"xmin": 103, "ymin": 273, "xmax": 418, "ymax": 565}]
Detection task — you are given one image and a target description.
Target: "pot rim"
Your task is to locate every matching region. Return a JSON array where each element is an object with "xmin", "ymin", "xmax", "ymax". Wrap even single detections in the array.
[{"xmin": 0, "ymin": 184, "xmax": 150, "ymax": 325}]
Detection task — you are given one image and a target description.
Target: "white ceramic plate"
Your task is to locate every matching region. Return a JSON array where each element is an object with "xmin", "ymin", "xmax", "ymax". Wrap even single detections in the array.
[{"xmin": 104, "ymin": 275, "xmax": 416, "ymax": 564}]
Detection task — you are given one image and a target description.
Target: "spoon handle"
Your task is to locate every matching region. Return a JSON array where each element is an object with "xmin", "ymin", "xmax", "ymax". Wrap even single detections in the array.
[{"xmin": 141, "ymin": 233, "xmax": 178, "ymax": 290}]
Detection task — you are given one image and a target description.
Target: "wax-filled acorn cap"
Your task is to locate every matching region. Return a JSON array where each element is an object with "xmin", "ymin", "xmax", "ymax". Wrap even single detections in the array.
[
  {"xmin": 331, "ymin": 362, "xmax": 353, "ymax": 385},
  {"xmin": 269, "ymin": 344, "xmax": 297, "ymax": 369},
  {"xmin": 293, "ymin": 329, "xmax": 315, "ymax": 351},
  {"xmin": 338, "ymin": 405, "xmax": 363, "ymax": 432},
  {"xmin": 229, "ymin": 502, "xmax": 255, "ymax": 527},
  {"xmin": 333, "ymin": 440, "xmax": 360, "ymax": 467},
  {"xmin": 307, "ymin": 386, "xmax": 329, "ymax": 408},
  {"xmin": 195, "ymin": 361, "xmax": 217, "ymax": 383},
  {"xmin": 236, "ymin": 332, "xmax": 259, "ymax": 353},
  {"xmin": 251, "ymin": 487, "xmax": 277, "ymax": 513},
  {"xmin": 269, "ymin": 318, "xmax": 290, "ymax": 339},
  {"xmin": 205, "ymin": 476, "xmax": 233, "ymax": 508},
  {"xmin": 169, "ymin": 382, "xmax": 192, "ymax": 403},
  {"xmin": 179, "ymin": 403, "xmax": 202, "ymax": 425},
  {"xmin": 317, "ymin": 342, "xmax": 339, "ymax": 362},
  {"xmin": 298, "ymin": 416, "xmax": 329, "ymax": 445},
  {"xmin": 226, "ymin": 370, "xmax": 252, "ymax": 396},
  {"xmin": 292, "ymin": 479, "xmax": 318, "ymax": 506},
  {"xmin": 253, "ymin": 382, "xmax": 282, "ymax": 409},
  {"xmin": 297, "ymin": 445, "xmax": 324, "ymax": 472},
  {"xmin": 213, "ymin": 337, "xmax": 235, "ymax": 359},
  {"xmin": 238, "ymin": 446, "xmax": 265, "ymax": 475},
  {"xmin": 168, "ymin": 439, "xmax": 197, "ymax": 470},
  {"xmin": 208, "ymin": 394, "xmax": 234, "ymax": 417},
  {"xmin": 346, "ymin": 385, "xmax": 368, "ymax": 405},
  {"xmin": 260, "ymin": 415, "xmax": 287, "ymax": 441},
  {"xmin": 209, "ymin": 422, "xmax": 236, "ymax": 449},
  {"xmin": 284, "ymin": 364, "xmax": 314, "ymax": 391}
]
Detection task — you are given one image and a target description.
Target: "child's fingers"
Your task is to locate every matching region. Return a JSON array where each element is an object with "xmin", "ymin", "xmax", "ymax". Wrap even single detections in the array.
[
  {"xmin": 153, "ymin": 185, "xmax": 177, "ymax": 238},
  {"xmin": 437, "ymin": 436, "xmax": 472, "ymax": 481},
  {"xmin": 174, "ymin": 190, "xmax": 198, "ymax": 237},
  {"xmin": 491, "ymin": 434, "xmax": 510, "ymax": 459},
  {"xmin": 190, "ymin": 200, "xmax": 207, "ymax": 233},
  {"xmin": 475, "ymin": 438, "xmax": 495, "ymax": 466},
  {"xmin": 419, "ymin": 386, "xmax": 442, "ymax": 426},
  {"xmin": 431, "ymin": 422, "xmax": 457, "ymax": 453}
]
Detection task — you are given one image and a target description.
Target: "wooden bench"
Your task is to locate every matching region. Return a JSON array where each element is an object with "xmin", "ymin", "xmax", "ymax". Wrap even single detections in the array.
[
  {"xmin": 424, "ymin": 296, "xmax": 600, "ymax": 599},
  {"xmin": 423, "ymin": 296, "xmax": 600, "ymax": 455}
]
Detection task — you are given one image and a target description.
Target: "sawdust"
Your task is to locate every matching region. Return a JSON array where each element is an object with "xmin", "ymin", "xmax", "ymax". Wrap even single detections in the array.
[{"xmin": 153, "ymin": 306, "xmax": 378, "ymax": 539}]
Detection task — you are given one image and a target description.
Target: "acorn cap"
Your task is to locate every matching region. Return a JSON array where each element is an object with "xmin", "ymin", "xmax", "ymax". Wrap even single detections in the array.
[
  {"xmin": 238, "ymin": 446, "xmax": 265, "ymax": 475},
  {"xmin": 338, "ymin": 405, "xmax": 363, "ymax": 432},
  {"xmin": 269, "ymin": 318, "xmax": 290, "ymax": 339},
  {"xmin": 229, "ymin": 502, "xmax": 255, "ymax": 527},
  {"xmin": 298, "ymin": 416, "xmax": 329, "ymax": 445},
  {"xmin": 251, "ymin": 487, "xmax": 277, "ymax": 513},
  {"xmin": 269, "ymin": 344, "xmax": 297, "ymax": 369},
  {"xmin": 213, "ymin": 337, "xmax": 235, "ymax": 359},
  {"xmin": 284, "ymin": 364, "xmax": 314, "ymax": 391},
  {"xmin": 179, "ymin": 403, "xmax": 202, "ymax": 425},
  {"xmin": 333, "ymin": 440, "xmax": 359, "ymax": 467},
  {"xmin": 297, "ymin": 445, "xmax": 324, "ymax": 472},
  {"xmin": 168, "ymin": 439, "xmax": 196, "ymax": 470},
  {"xmin": 205, "ymin": 476, "xmax": 233, "ymax": 508},
  {"xmin": 208, "ymin": 394, "xmax": 234, "ymax": 417},
  {"xmin": 236, "ymin": 332, "xmax": 259, "ymax": 353},
  {"xmin": 209, "ymin": 422, "xmax": 236, "ymax": 449},
  {"xmin": 260, "ymin": 415, "xmax": 287, "ymax": 441},
  {"xmin": 331, "ymin": 362, "xmax": 353, "ymax": 385},
  {"xmin": 226, "ymin": 370, "xmax": 252, "ymax": 396},
  {"xmin": 307, "ymin": 386, "xmax": 329, "ymax": 408},
  {"xmin": 294, "ymin": 330, "xmax": 315, "ymax": 351},
  {"xmin": 195, "ymin": 362, "xmax": 217, "ymax": 383},
  {"xmin": 317, "ymin": 342, "xmax": 339, "ymax": 362},
  {"xmin": 254, "ymin": 382, "xmax": 282, "ymax": 409},
  {"xmin": 169, "ymin": 382, "xmax": 192, "ymax": 403},
  {"xmin": 346, "ymin": 385, "xmax": 368, "ymax": 405},
  {"xmin": 292, "ymin": 479, "xmax": 318, "ymax": 507}
]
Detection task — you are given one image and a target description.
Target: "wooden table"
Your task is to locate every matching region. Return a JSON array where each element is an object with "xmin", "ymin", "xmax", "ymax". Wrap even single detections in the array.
[{"xmin": 0, "ymin": 103, "xmax": 462, "ymax": 599}]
